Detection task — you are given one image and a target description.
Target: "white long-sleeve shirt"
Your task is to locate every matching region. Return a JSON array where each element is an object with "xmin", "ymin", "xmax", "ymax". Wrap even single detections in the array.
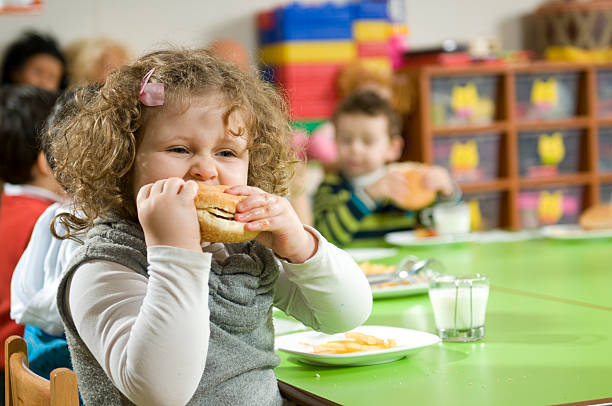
[
  {"xmin": 66, "ymin": 227, "xmax": 372, "ymax": 406},
  {"xmin": 11, "ymin": 203, "xmax": 78, "ymax": 336}
]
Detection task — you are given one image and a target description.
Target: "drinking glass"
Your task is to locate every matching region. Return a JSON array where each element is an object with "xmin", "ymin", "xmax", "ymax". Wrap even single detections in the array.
[{"xmin": 428, "ymin": 273, "xmax": 489, "ymax": 342}]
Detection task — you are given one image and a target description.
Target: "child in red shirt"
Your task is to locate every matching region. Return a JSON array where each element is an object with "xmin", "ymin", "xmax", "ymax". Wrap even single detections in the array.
[{"xmin": 0, "ymin": 85, "xmax": 60, "ymax": 394}]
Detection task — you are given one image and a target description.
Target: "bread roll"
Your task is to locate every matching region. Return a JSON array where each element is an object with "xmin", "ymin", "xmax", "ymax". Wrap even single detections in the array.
[
  {"xmin": 388, "ymin": 162, "xmax": 436, "ymax": 210},
  {"xmin": 195, "ymin": 184, "xmax": 260, "ymax": 243},
  {"xmin": 579, "ymin": 204, "xmax": 612, "ymax": 230}
]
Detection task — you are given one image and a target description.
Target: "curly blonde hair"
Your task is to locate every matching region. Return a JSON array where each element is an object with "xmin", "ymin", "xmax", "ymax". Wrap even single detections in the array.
[{"xmin": 48, "ymin": 48, "xmax": 296, "ymax": 237}]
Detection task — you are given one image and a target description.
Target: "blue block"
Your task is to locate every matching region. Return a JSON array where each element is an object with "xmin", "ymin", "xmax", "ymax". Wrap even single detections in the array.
[
  {"xmin": 351, "ymin": 0, "xmax": 389, "ymax": 20},
  {"xmin": 258, "ymin": 2, "xmax": 353, "ymax": 45}
]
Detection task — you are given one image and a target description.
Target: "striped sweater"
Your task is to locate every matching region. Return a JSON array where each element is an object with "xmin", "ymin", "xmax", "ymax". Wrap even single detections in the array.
[{"xmin": 313, "ymin": 171, "xmax": 459, "ymax": 246}]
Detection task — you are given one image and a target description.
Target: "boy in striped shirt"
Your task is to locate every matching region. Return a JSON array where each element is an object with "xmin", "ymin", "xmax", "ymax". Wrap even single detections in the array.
[{"xmin": 314, "ymin": 91, "xmax": 459, "ymax": 246}]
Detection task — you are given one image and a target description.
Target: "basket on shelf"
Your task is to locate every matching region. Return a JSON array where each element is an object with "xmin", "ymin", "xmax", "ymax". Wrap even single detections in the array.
[{"xmin": 526, "ymin": 0, "xmax": 612, "ymax": 58}]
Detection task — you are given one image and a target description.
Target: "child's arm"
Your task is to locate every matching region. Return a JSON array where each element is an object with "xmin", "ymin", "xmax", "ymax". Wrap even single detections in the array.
[
  {"xmin": 273, "ymin": 226, "xmax": 372, "ymax": 333},
  {"xmin": 10, "ymin": 203, "xmax": 78, "ymax": 336},
  {"xmin": 68, "ymin": 247, "xmax": 211, "ymax": 406},
  {"xmin": 312, "ymin": 174, "xmax": 373, "ymax": 246},
  {"xmin": 227, "ymin": 184, "xmax": 371, "ymax": 332},
  {"xmin": 68, "ymin": 178, "xmax": 211, "ymax": 405}
]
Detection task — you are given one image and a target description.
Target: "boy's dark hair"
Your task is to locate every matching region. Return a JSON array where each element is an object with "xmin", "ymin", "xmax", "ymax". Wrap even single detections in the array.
[
  {"xmin": 0, "ymin": 84, "xmax": 58, "ymax": 184},
  {"xmin": 1, "ymin": 30, "xmax": 68, "ymax": 89},
  {"xmin": 332, "ymin": 90, "xmax": 402, "ymax": 138}
]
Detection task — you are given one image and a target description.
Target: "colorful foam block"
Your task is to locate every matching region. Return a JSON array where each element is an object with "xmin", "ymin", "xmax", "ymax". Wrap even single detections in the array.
[
  {"xmin": 357, "ymin": 41, "xmax": 391, "ymax": 58},
  {"xmin": 353, "ymin": 20, "xmax": 392, "ymax": 42},
  {"xmin": 257, "ymin": 2, "xmax": 353, "ymax": 44},
  {"xmin": 260, "ymin": 41, "xmax": 356, "ymax": 65}
]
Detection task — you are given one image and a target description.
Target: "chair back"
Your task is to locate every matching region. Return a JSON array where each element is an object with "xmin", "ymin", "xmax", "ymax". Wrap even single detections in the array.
[{"xmin": 4, "ymin": 335, "xmax": 79, "ymax": 406}]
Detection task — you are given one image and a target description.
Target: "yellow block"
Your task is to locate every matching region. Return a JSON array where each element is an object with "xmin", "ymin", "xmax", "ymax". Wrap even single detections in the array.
[
  {"xmin": 353, "ymin": 20, "xmax": 392, "ymax": 42},
  {"xmin": 260, "ymin": 41, "xmax": 356, "ymax": 65},
  {"xmin": 359, "ymin": 57, "xmax": 391, "ymax": 75}
]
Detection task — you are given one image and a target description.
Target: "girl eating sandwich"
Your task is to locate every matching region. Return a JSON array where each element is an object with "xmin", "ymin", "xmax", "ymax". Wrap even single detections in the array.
[{"xmin": 47, "ymin": 49, "xmax": 372, "ymax": 406}]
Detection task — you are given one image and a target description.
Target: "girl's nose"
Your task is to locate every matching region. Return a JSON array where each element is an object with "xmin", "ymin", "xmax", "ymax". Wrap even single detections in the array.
[{"xmin": 189, "ymin": 156, "xmax": 217, "ymax": 181}]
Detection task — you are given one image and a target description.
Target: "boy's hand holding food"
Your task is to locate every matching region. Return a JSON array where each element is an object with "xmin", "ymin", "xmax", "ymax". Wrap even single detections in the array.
[
  {"xmin": 364, "ymin": 170, "xmax": 412, "ymax": 204},
  {"xmin": 367, "ymin": 163, "xmax": 446, "ymax": 210},
  {"xmin": 423, "ymin": 165, "xmax": 454, "ymax": 197}
]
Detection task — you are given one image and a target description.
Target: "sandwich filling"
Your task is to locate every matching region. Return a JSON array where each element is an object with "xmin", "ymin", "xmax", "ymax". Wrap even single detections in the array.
[{"xmin": 206, "ymin": 207, "xmax": 236, "ymax": 221}]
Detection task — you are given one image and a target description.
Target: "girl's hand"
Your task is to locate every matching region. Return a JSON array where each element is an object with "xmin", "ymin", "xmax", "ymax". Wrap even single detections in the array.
[
  {"xmin": 423, "ymin": 165, "xmax": 454, "ymax": 196},
  {"xmin": 136, "ymin": 178, "xmax": 201, "ymax": 252},
  {"xmin": 227, "ymin": 185, "xmax": 317, "ymax": 264}
]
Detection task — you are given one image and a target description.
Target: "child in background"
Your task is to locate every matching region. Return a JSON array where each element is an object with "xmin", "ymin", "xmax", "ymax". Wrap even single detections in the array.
[
  {"xmin": 11, "ymin": 86, "xmax": 99, "ymax": 380},
  {"xmin": 289, "ymin": 62, "xmax": 396, "ymax": 225},
  {"xmin": 64, "ymin": 38, "xmax": 130, "ymax": 87},
  {"xmin": 1, "ymin": 30, "xmax": 67, "ymax": 91},
  {"xmin": 314, "ymin": 91, "xmax": 459, "ymax": 246},
  {"xmin": 49, "ymin": 49, "xmax": 371, "ymax": 405},
  {"xmin": 207, "ymin": 38, "xmax": 250, "ymax": 72},
  {"xmin": 0, "ymin": 85, "xmax": 61, "ymax": 398}
]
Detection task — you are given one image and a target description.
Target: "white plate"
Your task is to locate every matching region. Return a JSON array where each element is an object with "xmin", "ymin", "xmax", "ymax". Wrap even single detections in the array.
[
  {"xmin": 540, "ymin": 224, "xmax": 612, "ymax": 240},
  {"xmin": 371, "ymin": 282, "xmax": 429, "ymax": 299},
  {"xmin": 275, "ymin": 325, "xmax": 439, "ymax": 367},
  {"xmin": 273, "ymin": 317, "xmax": 308, "ymax": 335},
  {"xmin": 385, "ymin": 231, "xmax": 475, "ymax": 246},
  {"xmin": 343, "ymin": 248, "xmax": 398, "ymax": 262},
  {"xmin": 469, "ymin": 230, "xmax": 540, "ymax": 243},
  {"xmin": 384, "ymin": 230, "xmax": 537, "ymax": 246}
]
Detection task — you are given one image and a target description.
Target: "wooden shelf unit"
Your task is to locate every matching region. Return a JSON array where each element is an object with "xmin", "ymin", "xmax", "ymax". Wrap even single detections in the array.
[{"xmin": 399, "ymin": 61, "xmax": 612, "ymax": 229}]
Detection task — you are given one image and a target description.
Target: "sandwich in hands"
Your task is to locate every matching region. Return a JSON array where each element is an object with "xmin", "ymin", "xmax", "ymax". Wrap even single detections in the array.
[
  {"xmin": 195, "ymin": 184, "xmax": 260, "ymax": 243},
  {"xmin": 388, "ymin": 162, "xmax": 436, "ymax": 210}
]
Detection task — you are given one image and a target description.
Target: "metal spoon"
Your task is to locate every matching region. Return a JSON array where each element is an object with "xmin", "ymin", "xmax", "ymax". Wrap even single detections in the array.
[{"xmin": 367, "ymin": 256, "xmax": 419, "ymax": 284}]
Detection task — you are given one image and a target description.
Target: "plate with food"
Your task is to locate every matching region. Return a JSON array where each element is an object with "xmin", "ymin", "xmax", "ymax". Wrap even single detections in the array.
[
  {"xmin": 358, "ymin": 261, "xmax": 431, "ymax": 299},
  {"xmin": 540, "ymin": 224, "xmax": 612, "ymax": 240},
  {"xmin": 343, "ymin": 248, "xmax": 398, "ymax": 262},
  {"xmin": 275, "ymin": 325, "xmax": 440, "ymax": 366},
  {"xmin": 541, "ymin": 204, "xmax": 612, "ymax": 240},
  {"xmin": 384, "ymin": 229, "xmax": 475, "ymax": 246}
]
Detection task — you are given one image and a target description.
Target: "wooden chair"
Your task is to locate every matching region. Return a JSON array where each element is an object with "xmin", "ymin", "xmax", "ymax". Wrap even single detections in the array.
[{"xmin": 4, "ymin": 335, "xmax": 79, "ymax": 406}]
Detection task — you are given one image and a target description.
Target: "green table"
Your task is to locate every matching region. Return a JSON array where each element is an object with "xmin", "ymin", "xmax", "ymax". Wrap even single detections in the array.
[{"xmin": 275, "ymin": 237, "xmax": 612, "ymax": 406}]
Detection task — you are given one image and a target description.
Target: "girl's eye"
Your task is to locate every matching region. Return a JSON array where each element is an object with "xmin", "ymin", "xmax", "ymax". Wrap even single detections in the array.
[
  {"xmin": 168, "ymin": 146, "xmax": 189, "ymax": 154},
  {"xmin": 217, "ymin": 150, "xmax": 236, "ymax": 158}
]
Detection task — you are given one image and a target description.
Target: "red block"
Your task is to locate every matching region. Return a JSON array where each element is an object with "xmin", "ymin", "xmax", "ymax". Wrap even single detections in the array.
[
  {"xmin": 273, "ymin": 63, "xmax": 343, "ymax": 119},
  {"xmin": 288, "ymin": 97, "xmax": 337, "ymax": 119},
  {"xmin": 356, "ymin": 41, "xmax": 390, "ymax": 58}
]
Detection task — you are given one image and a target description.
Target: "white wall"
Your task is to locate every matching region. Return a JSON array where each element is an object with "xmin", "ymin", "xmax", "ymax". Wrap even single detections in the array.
[
  {"xmin": 0, "ymin": 0, "xmax": 544, "ymax": 63},
  {"xmin": 405, "ymin": 0, "xmax": 543, "ymax": 50}
]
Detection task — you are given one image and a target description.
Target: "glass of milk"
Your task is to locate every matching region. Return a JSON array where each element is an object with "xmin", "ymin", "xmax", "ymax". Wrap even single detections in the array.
[
  {"xmin": 428, "ymin": 274, "xmax": 489, "ymax": 342},
  {"xmin": 420, "ymin": 202, "xmax": 471, "ymax": 235}
]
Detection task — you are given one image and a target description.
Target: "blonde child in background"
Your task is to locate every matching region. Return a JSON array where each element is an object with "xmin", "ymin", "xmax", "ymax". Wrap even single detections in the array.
[
  {"xmin": 64, "ymin": 37, "xmax": 131, "ymax": 87},
  {"xmin": 314, "ymin": 91, "xmax": 459, "ymax": 246},
  {"xmin": 48, "ymin": 49, "xmax": 371, "ymax": 406}
]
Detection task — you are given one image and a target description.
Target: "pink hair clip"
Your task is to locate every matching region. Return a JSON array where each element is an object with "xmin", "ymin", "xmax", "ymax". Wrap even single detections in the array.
[{"xmin": 139, "ymin": 68, "xmax": 164, "ymax": 106}]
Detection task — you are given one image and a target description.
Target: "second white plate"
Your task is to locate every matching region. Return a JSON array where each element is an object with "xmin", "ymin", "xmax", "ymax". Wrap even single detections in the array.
[
  {"xmin": 385, "ymin": 231, "xmax": 474, "ymax": 246},
  {"xmin": 275, "ymin": 325, "xmax": 439, "ymax": 367},
  {"xmin": 371, "ymin": 283, "xmax": 429, "ymax": 299},
  {"xmin": 540, "ymin": 224, "xmax": 612, "ymax": 240},
  {"xmin": 343, "ymin": 248, "xmax": 398, "ymax": 262}
]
